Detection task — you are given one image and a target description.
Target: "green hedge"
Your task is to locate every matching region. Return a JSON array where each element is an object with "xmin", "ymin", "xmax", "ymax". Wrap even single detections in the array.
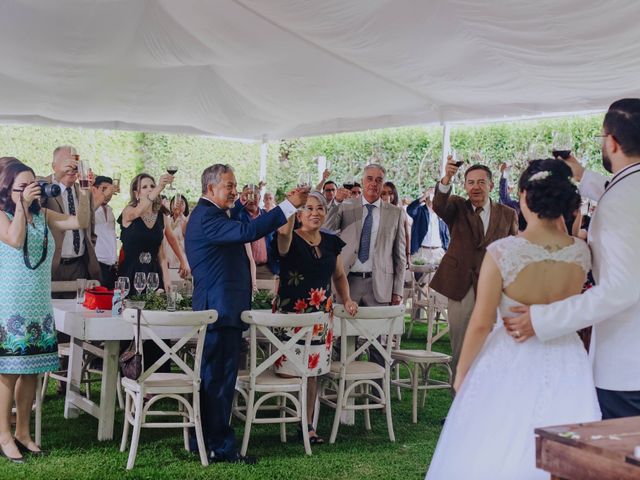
[{"xmin": 0, "ymin": 113, "xmax": 605, "ymax": 212}]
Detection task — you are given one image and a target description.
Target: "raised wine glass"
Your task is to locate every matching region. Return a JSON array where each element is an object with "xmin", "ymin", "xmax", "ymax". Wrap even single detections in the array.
[
  {"xmin": 134, "ymin": 272, "xmax": 147, "ymax": 297},
  {"xmin": 147, "ymin": 272, "xmax": 160, "ymax": 294},
  {"xmin": 297, "ymin": 172, "xmax": 312, "ymax": 188},
  {"xmin": 552, "ymin": 132, "xmax": 573, "ymax": 160},
  {"xmin": 166, "ymin": 163, "xmax": 178, "ymax": 190}
]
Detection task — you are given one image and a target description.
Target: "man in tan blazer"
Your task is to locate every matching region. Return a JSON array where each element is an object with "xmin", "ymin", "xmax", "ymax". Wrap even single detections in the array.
[
  {"xmin": 43, "ymin": 146, "xmax": 101, "ymax": 293},
  {"xmin": 325, "ymin": 163, "xmax": 406, "ymax": 306},
  {"xmin": 431, "ymin": 161, "xmax": 518, "ymax": 380}
]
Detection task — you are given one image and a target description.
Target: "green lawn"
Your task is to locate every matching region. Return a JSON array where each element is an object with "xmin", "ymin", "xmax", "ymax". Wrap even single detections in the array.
[{"xmin": 0, "ymin": 323, "xmax": 451, "ymax": 480}]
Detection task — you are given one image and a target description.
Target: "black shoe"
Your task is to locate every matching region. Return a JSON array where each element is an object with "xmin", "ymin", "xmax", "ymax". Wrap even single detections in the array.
[
  {"xmin": 297, "ymin": 424, "xmax": 324, "ymax": 444},
  {"xmin": 440, "ymin": 417, "xmax": 447, "ymax": 426},
  {"xmin": 211, "ymin": 451, "xmax": 258, "ymax": 465},
  {"xmin": 14, "ymin": 439, "xmax": 47, "ymax": 457},
  {"xmin": 0, "ymin": 444, "xmax": 25, "ymax": 464}
]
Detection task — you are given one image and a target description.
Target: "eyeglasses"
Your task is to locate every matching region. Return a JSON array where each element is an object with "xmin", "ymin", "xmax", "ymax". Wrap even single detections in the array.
[{"xmin": 594, "ymin": 133, "xmax": 609, "ymax": 145}]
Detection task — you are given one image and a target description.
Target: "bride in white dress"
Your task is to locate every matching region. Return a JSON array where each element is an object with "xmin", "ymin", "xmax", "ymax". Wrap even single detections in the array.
[{"xmin": 426, "ymin": 160, "xmax": 601, "ymax": 480}]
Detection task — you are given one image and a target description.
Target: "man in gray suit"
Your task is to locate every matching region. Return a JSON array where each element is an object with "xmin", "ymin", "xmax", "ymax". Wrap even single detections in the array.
[
  {"xmin": 325, "ymin": 163, "xmax": 406, "ymax": 307},
  {"xmin": 44, "ymin": 146, "xmax": 101, "ymax": 292}
]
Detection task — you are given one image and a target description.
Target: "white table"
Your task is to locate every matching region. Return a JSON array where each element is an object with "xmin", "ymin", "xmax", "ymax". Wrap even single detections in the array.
[{"xmin": 53, "ymin": 300, "xmax": 191, "ymax": 441}]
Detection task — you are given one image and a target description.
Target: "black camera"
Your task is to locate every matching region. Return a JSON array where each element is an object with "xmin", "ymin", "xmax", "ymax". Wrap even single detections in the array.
[{"xmin": 38, "ymin": 181, "xmax": 61, "ymax": 198}]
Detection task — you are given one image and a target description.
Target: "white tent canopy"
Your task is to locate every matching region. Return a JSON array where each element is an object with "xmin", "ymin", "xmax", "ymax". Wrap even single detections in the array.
[{"xmin": 1, "ymin": 0, "xmax": 639, "ymax": 140}]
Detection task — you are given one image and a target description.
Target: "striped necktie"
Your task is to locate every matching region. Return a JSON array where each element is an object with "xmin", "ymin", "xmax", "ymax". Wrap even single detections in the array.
[{"xmin": 358, "ymin": 204, "xmax": 376, "ymax": 263}]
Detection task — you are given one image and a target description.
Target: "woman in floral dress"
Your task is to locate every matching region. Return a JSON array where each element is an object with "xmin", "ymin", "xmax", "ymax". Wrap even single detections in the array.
[
  {"xmin": 0, "ymin": 157, "xmax": 90, "ymax": 461},
  {"xmin": 272, "ymin": 191, "xmax": 358, "ymax": 443}
]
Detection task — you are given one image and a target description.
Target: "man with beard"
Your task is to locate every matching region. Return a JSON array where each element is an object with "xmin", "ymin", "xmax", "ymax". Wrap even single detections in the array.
[
  {"xmin": 505, "ymin": 98, "xmax": 640, "ymax": 419},
  {"xmin": 430, "ymin": 162, "xmax": 518, "ymax": 382}
]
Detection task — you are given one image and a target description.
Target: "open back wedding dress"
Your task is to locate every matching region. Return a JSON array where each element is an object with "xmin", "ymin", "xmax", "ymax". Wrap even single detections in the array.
[{"xmin": 425, "ymin": 236, "xmax": 601, "ymax": 480}]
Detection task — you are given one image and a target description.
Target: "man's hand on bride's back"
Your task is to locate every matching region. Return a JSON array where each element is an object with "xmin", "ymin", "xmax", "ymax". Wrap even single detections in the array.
[{"xmin": 503, "ymin": 306, "xmax": 536, "ymax": 343}]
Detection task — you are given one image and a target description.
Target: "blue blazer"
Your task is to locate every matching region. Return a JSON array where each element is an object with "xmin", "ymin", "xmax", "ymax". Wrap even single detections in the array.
[
  {"xmin": 237, "ymin": 206, "xmax": 279, "ymax": 275},
  {"xmin": 185, "ymin": 198, "xmax": 287, "ymax": 329},
  {"xmin": 406, "ymin": 198, "xmax": 450, "ymax": 255}
]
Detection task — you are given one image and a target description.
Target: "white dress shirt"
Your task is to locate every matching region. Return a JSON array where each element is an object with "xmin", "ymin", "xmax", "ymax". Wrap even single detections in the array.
[
  {"xmin": 351, "ymin": 196, "xmax": 381, "ymax": 273},
  {"xmin": 422, "ymin": 206, "xmax": 443, "ymax": 248},
  {"xmin": 438, "ymin": 182, "xmax": 491, "ymax": 234},
  {"xmin": 56, "ymin": 181, "xmax": 86, "ymax": 258},
  {"xmin": 94, "ymin": 204, "xmax": 117, "ymax": 265}
]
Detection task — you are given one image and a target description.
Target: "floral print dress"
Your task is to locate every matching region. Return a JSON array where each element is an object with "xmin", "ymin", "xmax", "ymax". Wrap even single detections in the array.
[
  {"xmin": 0, "ymin": 212, "xmax": 59, "ymax": 374},
  {"xmin": 272, "ymin": 231, "xmax": 345, "ymax": 377}
]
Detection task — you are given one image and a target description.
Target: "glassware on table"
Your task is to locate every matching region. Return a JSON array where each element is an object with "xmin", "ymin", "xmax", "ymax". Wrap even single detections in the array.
[
  {"xmin": 116, "ymin": 276, "xmax": 130, "ymax": 297},
  {"xmin": 166, "ymin": 163, "xmax": 178, "ymax": 190},
  {"xmin": 133, "ymin": 272, "xmax": 147, "ymax": 296},
  {"xmin": 78, "ymin": 160, "xmax": 91, "ymax": 190},
  {"xmin": 147, "ymin": 272, "xmax": 160, "ymax": 293},
  {"xmin": 76, "ymin": 278, "xmax": 87, "ymax": 304},
  {"xmin": 166, "ymin": 285, "xmax": 177, "ymax": 312},
  {"xmin": 183, "ymin": 280, "xmax": 193, "ymax": 299},
  {"xmin": 552, "ymin": 131, "xmax": 573, "ymax": 160}
]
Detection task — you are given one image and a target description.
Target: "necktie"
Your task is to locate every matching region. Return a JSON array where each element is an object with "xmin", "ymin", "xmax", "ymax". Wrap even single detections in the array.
[
  {"xmin": 66, "ymin": 187, "xmax": 81, "ymax": 255},
  {"xmin": 358, "ymin": 204, "xmax": 375, "ymax": 263}
]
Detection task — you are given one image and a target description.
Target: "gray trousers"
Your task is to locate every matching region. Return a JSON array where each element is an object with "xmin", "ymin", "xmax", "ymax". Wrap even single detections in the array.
[{"xmin": 447, "ymin": 286, "xmax": 476, "ymax": 383}]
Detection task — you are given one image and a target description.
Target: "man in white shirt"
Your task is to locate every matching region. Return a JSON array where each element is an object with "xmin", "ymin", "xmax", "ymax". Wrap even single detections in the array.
[
  {"xmin": 407, "ymin": 187, "xmax": 450, "ymax": 267},
  {"xmin": 92, "ymin": 176, "xmax": 118, "ymax": 289},
  {"xmin": 505, "ymin": 98, "xmax": 640, "ymax": 419}
]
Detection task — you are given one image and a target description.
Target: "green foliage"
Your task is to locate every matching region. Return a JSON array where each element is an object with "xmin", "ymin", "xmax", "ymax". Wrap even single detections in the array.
[
  {"xmin": 0, "ymin": 113, "xmax": 605, "ymax": 211},
  {"xmin": 128, "ymin": 292, "xmax": 192, "ymax": 311},
  {"xmin": 251, "ymin": 289, "xmax": 275, "ymax": 310}
]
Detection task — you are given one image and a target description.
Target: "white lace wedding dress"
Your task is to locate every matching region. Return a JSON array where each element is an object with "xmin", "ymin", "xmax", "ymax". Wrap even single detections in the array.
[{"xmin": 425, "ymin": 236, "xmax": 601, "ymax": 480}]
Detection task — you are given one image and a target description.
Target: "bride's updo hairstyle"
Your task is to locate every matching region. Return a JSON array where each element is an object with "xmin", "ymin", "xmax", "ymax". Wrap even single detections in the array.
[{"xmin": 518, "ymin": 159, "xmax": 580, "ymax": 220}]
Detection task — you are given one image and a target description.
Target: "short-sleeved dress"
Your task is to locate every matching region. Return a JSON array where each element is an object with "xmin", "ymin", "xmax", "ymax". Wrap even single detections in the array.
[
  {"xmin": 117, "ymin": 213, "xmax": 165, "ymax": 295},
  {"xmin": 0, "ymin": 211, "xmax": 59, "ymax": 374},
  {"xmin": 272, "ymin": 231, "xmax": 345, "ymax": 377}
]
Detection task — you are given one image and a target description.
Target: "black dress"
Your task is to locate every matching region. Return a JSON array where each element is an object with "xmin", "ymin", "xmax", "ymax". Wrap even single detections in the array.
[
  {"xmin": 272, "ymin": 231, "xmax": 345, "ymax": 376},
  {"xmin": 117, "ymin": 213, "xmax": 165, "ymax": 295},
  {"xmin": 117, "ymin": 211, "xmax": 168, "ymax": 371}
]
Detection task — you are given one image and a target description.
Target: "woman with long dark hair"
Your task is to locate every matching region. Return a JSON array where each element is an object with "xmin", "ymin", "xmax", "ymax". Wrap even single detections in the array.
[
  {"xmin": 381, "ymin": 181, "xmax": 412, "ymax": 265},
  {"xmin": 0, "ymin": 156, "xmax": 90, "ymax": 461}
]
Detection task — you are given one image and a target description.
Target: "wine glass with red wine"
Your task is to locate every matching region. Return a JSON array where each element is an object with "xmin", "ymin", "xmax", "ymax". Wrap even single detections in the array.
[
  {"xmin": 552, "ymin": 132, "xmax": 573, "ymax": 160},
  {"xmin": 166, "ymin": 164, "xmax": 178, "ymax": 190}
]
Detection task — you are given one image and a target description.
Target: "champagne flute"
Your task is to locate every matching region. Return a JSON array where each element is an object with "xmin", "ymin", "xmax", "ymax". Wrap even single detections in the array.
[
  {"xmin": 134, "ymin": 272, "xmax": 147, "ymax": 296},
  {"xmin": 552, "ymin": 131, "xmax": 573, "ymax": 160},
  {"xmin": 147, "ymin": 272, "xmax": 160, "ymax": 294},
  {"xmin": 117, "ymin": 276, "xmax": 130, "ymax": 298},
  {"xmin": 112, "ymin": 172, "xmax": 121, "ymax": 194},
  {"xmin": 246, "ymin": 183, "xmax": 257, "ymax": 203},
  {"xmin": 78, "ymin": 160, "xmax": 91, "ymax": 190}
]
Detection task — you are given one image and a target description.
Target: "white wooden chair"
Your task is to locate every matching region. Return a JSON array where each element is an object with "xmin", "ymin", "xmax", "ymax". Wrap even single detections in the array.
[
  {"xmin": 119, "ymin": 308, "xmax": 218, "ymax": 470},
  {"xmin": 237, "ymin": 310, "xmax": 326, "ymax": 456},
  {"xmin": 391, "ymin": 343, "xmax": 452, "ymax": 423},
  {"xmin": 319, "ymin": 305, "xmax": 404, "ymax": 444},
  {"xmin": 407, "ymin": 264, "xmax": 449, "ymax": 348}
]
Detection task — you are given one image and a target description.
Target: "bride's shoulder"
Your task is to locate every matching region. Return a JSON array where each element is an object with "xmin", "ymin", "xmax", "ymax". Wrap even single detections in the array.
[{"xmin": 487, "ymin": 235, "xmax": 522, "ymax": 254}]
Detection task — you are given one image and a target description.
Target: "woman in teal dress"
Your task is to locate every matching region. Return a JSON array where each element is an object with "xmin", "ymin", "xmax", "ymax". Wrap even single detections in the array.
[{"xmin": 0, "ymin": 157, "xmax": 90, "ymax": 462}]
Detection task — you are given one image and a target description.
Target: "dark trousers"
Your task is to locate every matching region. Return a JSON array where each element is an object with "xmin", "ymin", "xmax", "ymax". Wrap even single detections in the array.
[
  {"xmin": 596, "ymin": 388, "xmax": 640, "ymax": 419},
  {"xmin": 99, "ymin": 262, "xmax": 117, "ymax": 290},
  {"xmin": 190, "ymin": 327, "xmax": 242, "ymax": 457}
]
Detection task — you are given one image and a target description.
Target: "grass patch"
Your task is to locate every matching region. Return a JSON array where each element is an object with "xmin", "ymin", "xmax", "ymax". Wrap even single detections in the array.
[{"xmin": 0, "ymin": 323, "xmax": 451, "ymax": 479}]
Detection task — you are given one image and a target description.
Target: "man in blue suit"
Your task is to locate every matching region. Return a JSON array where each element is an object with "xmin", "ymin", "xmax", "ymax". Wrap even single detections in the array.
[
  {"xmin": 185, "ymin": 164, "xmax": 307, "ymax": 464},
  {"xmin": 407, "ymin": 187, "xmax": 450, "ymax": 266}
]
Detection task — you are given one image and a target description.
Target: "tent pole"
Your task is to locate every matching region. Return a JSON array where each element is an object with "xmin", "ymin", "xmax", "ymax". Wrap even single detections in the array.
[{"xmin": 440, "ymin": 122, "xmax": 451, "ymax": 179}]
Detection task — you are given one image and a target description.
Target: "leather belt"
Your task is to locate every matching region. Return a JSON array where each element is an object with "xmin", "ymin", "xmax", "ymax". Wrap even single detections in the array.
[
  {"xmin": 420, "ymin": 246, "xmax": 441, "ymax": 250},
  {"xmin": 349, "ymin": 271, "xmax": 372, "ymax": 279},
  {"xmin": 60, "ymin": 256, "xmax": 82, "ymax": 265}
]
